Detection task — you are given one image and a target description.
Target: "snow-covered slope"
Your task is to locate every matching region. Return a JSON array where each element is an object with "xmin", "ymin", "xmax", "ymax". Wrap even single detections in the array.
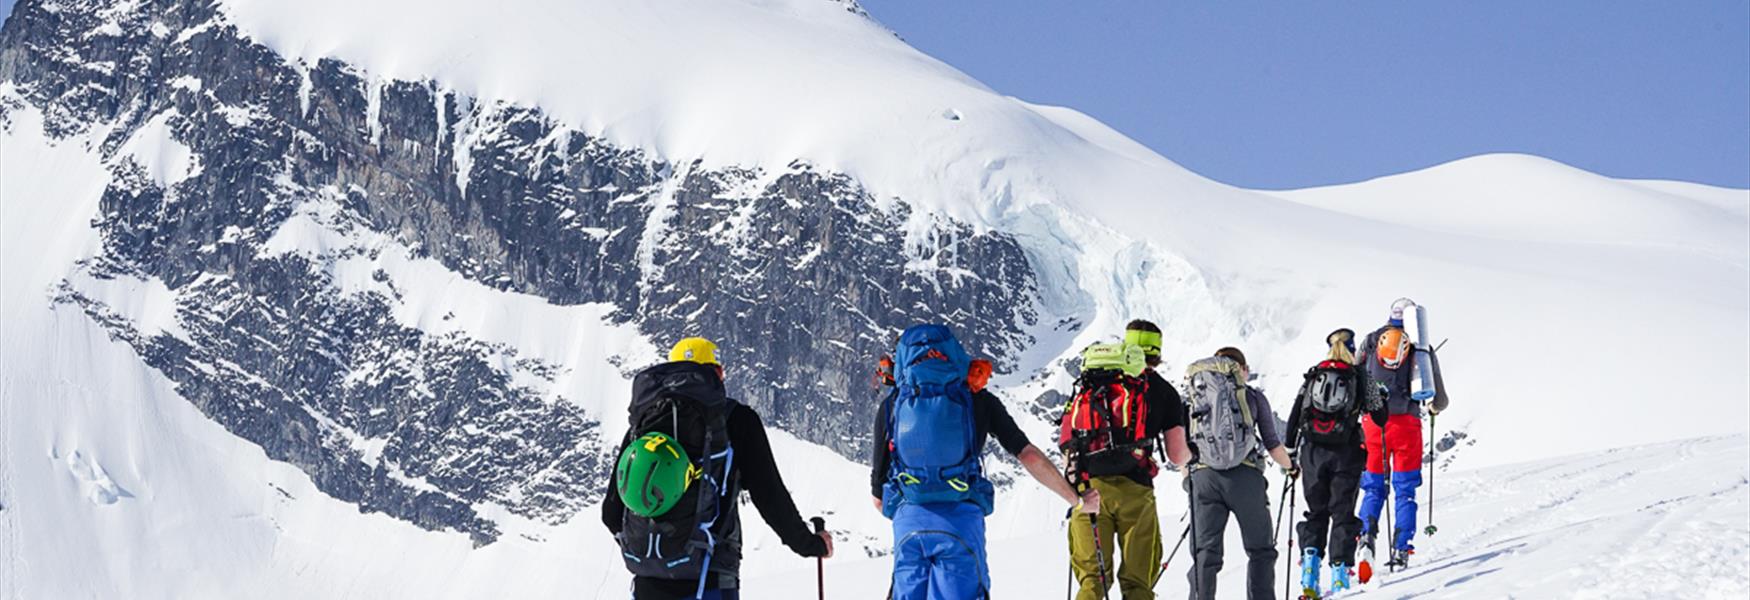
[
  {"xmin": 3, "ymin": 0, "xmax": 1748, "ymax": 597},
  {"xmin": 750, "ymin": 434, "xmax": 1750, "ymax": 600}
]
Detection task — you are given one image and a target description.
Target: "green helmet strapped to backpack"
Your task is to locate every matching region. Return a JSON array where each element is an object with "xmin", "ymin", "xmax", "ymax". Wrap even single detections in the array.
[
  {"xmin": 615, "ymin": 431, "xmax": 698, "ymax": 517},
  {"xmin": 1080, "ymin": 342, "xmax": 1146, "ymax": 378}
]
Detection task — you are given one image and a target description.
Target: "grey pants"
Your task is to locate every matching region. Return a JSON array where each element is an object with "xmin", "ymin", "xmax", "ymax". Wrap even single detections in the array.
[{"xmin": 1185, "ymin": 467, "xmax": 1277, "ymax": 600}]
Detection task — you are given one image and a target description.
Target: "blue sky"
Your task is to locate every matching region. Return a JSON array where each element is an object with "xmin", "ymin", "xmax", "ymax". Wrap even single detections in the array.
[
  {"xmin": 3, "ymin": 1, "xmax": 1744, "ymax": 188},
  {"xmin": 863, "ymin": 0, "xmax": 1750, "ymax": 189}
]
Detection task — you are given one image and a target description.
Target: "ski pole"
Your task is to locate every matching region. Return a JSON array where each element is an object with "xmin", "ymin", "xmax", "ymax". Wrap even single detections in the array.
[
  {"xmin": 1425, "ymin": 412, "xmax": 1439, "ymax": 536},
  {"xmin": 811, "ymin": 517, "xmax": 826, "ymax": 600},
  {"xmin": 1154, "ymin": 523, "xmax": 1191, "ymax": 587},
  {"xmin": 1065, "ymin": 517, "xmax": 1074, "ymax": 600},
  {"xmin": 1087, "ymin": 508, "xmax": 1111, "ymax": 599},
  {"xmin": 1067, "ymin": 462, "xmax": 1110, "ymax": 599},
  {"xmin": 1072, "ymin": 506, "xmax": 1112, "ymax": 599},
  {"xmin": 1284, "ymin": 475, "xmax": 1297, "ymax": 600},
  {"xmin": 1384, "ymin": 449, "xmax": 1397, "ymax": 573},
  {"xmin": 1272, "ymin": 473, "xmax": 1292, "ymax": 545}
]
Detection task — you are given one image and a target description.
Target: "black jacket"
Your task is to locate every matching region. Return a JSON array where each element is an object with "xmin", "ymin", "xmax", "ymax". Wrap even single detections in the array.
[
  {"xmin": 603, "ymin": 395, "xmax": 825, "ymax": 597},
  {"xmin": 1128, "ymin": 369, "xmax": 1186, "ymax": 487}
]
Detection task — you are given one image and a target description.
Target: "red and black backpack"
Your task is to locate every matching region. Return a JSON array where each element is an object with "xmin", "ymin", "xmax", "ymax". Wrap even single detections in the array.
[{"xmin": 1058, "ymin": 367, "xmax": 1156, "ymax": 479}]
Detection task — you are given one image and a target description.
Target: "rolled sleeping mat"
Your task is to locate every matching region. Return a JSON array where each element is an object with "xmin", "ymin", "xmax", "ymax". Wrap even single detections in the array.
[{"xmin": 1412, "ymin": 304, "xmax": 1436, "ymax": 401}]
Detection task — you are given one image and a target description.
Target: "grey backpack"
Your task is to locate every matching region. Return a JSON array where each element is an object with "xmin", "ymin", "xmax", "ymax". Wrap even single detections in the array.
[{"xmin": 1184, "ymin": 357, "xmax": 1258, "ymax": 471}]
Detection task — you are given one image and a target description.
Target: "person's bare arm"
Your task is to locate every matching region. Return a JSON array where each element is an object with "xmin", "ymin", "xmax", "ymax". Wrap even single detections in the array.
[
  {"xmin": 1163, "ymin": 426, "xmax": 1190, "ymax": 466},
  {"xmin": 1268, "ymin": 445, "xmax": 1294, "ymax": 471},
  {"xmin": 1017, "ymin": 445, "xmax": 1099, "ymax": 513}
]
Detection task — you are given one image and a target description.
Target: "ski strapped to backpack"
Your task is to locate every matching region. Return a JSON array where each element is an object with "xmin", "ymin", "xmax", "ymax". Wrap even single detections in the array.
[
  {"xmin": 1183, "ymin": 356, "xmax": 1259, "ymax": 471},
  {"xmin": 881, "ymin": 324, "xmax": 994, "ymax": 516},
  {"xmin": 1058, "ymin": 342, "xmax": 1156, "ymax": 480},
  {"xmin": 614, "ymin": 361, "xmax": 739, "ymax": 597}
]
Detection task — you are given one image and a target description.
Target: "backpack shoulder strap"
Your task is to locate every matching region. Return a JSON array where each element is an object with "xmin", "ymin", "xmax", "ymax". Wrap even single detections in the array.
[
  {"xmin": 883, "ymin": 387, "xmax": 901, "ymax": 470},
  {"xmin": 1236, "ymin": 383, "xmax": 1253, "ymax": 428}
]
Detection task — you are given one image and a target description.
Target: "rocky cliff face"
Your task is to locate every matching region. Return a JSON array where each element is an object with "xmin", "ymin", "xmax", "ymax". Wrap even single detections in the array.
[{"xmin": 1, "ymin": 0, "xmax": 1042, "ymax": 543}]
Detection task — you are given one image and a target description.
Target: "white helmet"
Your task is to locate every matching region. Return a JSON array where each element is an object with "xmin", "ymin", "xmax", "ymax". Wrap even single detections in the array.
[{"xmin": 1389, "ymin": 297, "xmax": 1416, "ymax": 322}]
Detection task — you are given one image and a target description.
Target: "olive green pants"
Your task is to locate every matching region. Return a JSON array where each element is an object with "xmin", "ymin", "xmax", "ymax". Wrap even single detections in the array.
[{"xmin": 1069, "ymin": 476, "xmax": 1162, "ymax": 600}]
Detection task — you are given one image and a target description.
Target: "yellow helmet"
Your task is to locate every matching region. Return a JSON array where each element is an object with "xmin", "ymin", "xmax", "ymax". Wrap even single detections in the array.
[{"xmin": 669, "ymin": 337, "xmax": 719, "ymax": 365}]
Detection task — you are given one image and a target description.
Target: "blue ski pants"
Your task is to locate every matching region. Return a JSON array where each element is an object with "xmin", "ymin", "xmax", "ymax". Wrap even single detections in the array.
[{"xmin": 891, "ymin": 500, "xmax": 989, "ymax": 600}]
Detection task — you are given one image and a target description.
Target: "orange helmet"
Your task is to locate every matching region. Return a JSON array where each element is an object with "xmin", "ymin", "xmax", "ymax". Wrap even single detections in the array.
[
  {"xmin": 967, "ymin": 359, "xmax": 993, "ymax": 393},
  {"xmin": 1376, "ymin": 327, "xmax": 1411, "ymax": 370}
]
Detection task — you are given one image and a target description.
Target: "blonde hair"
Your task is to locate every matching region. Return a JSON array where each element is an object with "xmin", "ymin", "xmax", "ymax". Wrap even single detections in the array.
[{"xmin": 1327, "ymin": 329, "xmax": 1357, "ymax": 364}]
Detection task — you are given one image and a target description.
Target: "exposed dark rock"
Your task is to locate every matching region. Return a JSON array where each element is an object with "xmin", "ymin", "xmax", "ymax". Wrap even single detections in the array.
[{"xmin": 2, "ymin": 0, "xmax": 1043, "ymax": 543}]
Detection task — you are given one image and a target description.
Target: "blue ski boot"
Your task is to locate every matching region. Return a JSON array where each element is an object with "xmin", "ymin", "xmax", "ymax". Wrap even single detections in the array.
[
  {"xmin": 1329, "ymin": 562, "xmax": 1354, "ymax": 595},
  {"xmin": 1300, "ymin": 547, "xmax": 1323, "ymax": 598}
]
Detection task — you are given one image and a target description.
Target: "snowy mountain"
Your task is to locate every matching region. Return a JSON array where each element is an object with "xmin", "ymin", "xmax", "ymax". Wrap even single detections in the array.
[{"xmin": 1, "ymin": 0, "xmax": 1746, "ymax": 598}]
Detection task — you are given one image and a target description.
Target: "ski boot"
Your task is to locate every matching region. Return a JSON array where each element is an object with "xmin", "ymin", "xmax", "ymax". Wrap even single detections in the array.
[
  {"xmin": 1386, "ymin": 546, "xmax": 1413, "ymax": 572},
  {"xmin": 1356, "ymin": 532, "xmax": 1377, "ymax": 583},
  {"xmin": 1329, "ymin": 562, "xmax": 1354, "ymax": 595},
  {"xmin": 1299, "ymin": 547, "xmax": 1322, "ymax": 599}
]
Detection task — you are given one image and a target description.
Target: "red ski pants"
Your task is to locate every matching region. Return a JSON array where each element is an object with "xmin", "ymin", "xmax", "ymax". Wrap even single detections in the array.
[{"xmin": 1362, "ymin": 414, "xmax": 1424, "ymax": 475}]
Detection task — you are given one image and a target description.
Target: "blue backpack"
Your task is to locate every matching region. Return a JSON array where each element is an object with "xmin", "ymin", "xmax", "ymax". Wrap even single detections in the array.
[{"xmin": 881, "ymin": 324, "xmax": 995, "ymax": 517}]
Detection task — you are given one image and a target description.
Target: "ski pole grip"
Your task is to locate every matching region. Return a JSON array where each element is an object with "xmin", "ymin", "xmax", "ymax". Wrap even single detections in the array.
[{"xmin": 810, "ymin": 516, "xmax": 826, "ymax": 534}]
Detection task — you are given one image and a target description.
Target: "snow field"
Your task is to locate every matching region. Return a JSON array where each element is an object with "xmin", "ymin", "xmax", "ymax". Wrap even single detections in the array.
[{"xmin": 746, "ymin": 435, "xmax": 1750, "ymax": 600}]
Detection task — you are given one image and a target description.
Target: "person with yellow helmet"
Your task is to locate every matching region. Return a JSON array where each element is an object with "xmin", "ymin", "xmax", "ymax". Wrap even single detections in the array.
[{"xmin": 604, "ymin": 337, "xmax": 833, "ymax": 600}]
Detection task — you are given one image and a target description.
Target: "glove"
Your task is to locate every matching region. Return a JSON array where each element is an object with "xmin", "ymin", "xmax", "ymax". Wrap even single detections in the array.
[{"xmin": 1282, "ymin": 465, "xmax": 1300, "ymax": 479}]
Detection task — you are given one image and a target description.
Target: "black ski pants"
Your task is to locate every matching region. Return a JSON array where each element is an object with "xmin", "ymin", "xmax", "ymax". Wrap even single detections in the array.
[
  {"xmin": 1185, "ymin": 466, "xmax": 1276, "ymax": 600},
  {"xmin": 1295, "ymin": 442, "xmax": 1366, "ymax": 565}
]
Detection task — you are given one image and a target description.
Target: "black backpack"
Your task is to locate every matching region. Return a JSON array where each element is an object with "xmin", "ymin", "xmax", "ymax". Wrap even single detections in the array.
[
  {"xmin": 1299, "ymin": 361, "xmax": 1362, "ymax": 446},
  {"xmin": 616, "ymin": 361, "xmax": 740, "ymax": 586}
]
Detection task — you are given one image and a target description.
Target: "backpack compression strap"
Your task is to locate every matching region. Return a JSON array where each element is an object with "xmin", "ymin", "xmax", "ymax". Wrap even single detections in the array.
[{"xmin": 1185, "ymin": 358, "xmax": 1258, "ymax": 470}]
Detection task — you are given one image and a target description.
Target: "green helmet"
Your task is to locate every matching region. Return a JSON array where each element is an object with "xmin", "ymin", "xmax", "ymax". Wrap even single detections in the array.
[
  {"xmin": 1081, "ymin": 342, "xmax": 1146, "ymax": 377},
  {"xmin": 615, "ymin": 432, "xmax": 696, "ymax": 517}
]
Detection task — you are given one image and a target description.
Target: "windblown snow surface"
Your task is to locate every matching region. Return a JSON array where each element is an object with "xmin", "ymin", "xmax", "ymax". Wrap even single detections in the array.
[{"xmin": 3, "ymin": 0, "xmax": 1748, "ymax": 598}]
